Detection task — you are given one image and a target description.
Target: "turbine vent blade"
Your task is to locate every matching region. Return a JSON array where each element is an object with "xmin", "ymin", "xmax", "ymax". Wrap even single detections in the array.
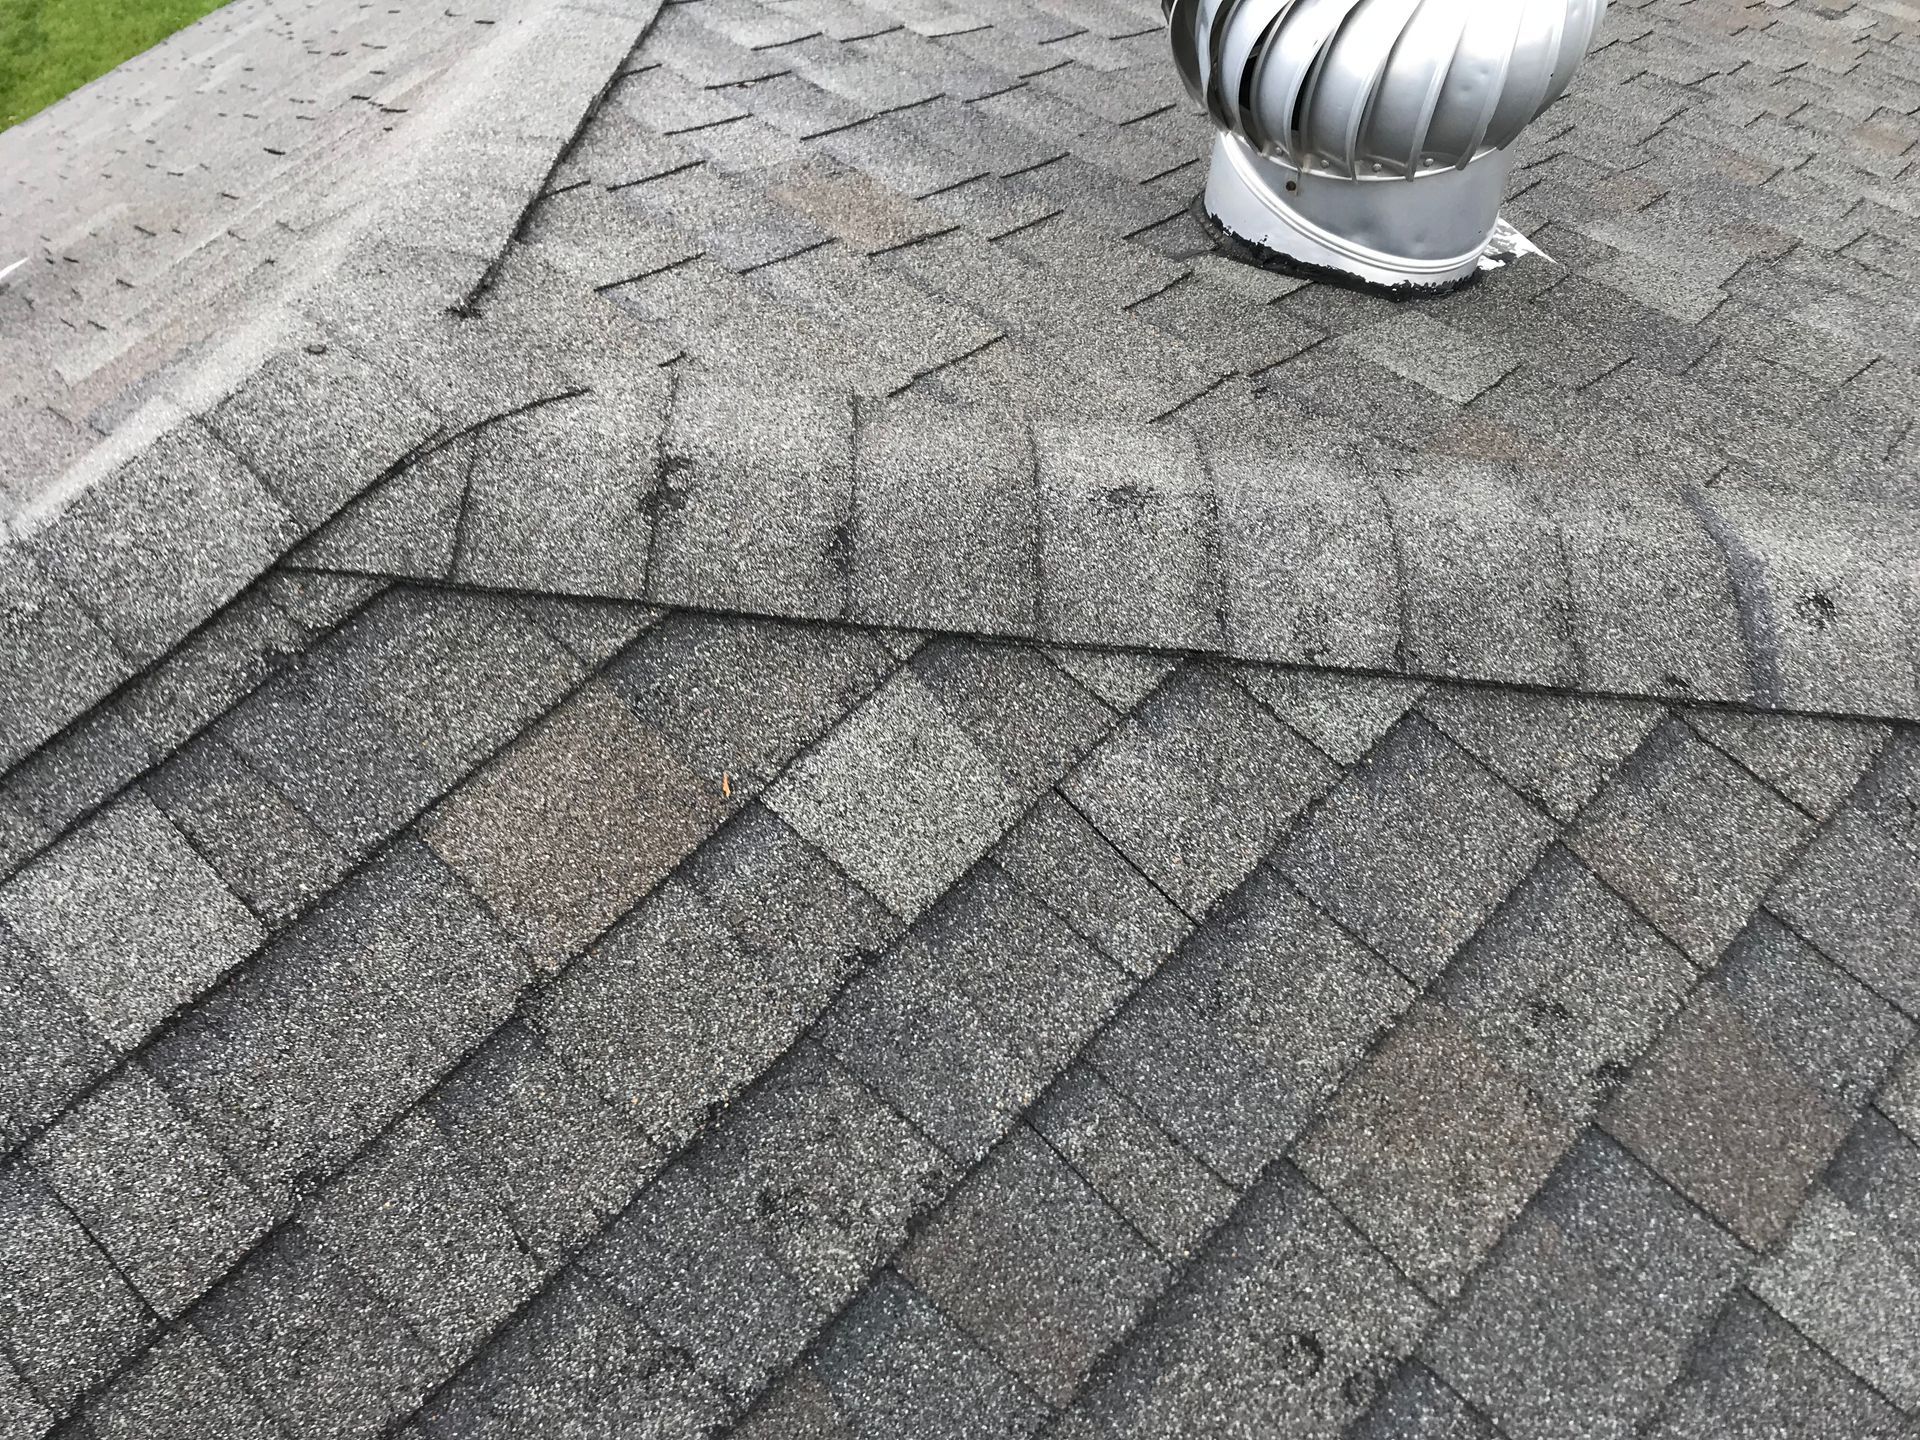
[{"xmin": 1168, "ymin": 0, "xmax": 1608, "ymax": 287}]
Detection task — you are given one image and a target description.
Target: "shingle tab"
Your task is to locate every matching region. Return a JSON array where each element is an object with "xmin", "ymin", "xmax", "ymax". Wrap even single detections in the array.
[
  {"xmin": 190, "ymin": 1229, "xmax": 440, "ymax": 1440},
  {"xmin": 515, "ymin": 595, "xmax": 662, "ymax": 668},
  {"xmin": 583, "ymin": 1164, "xmax": 826, "ymax": 1397},
  {"xmin": 804, "ymin": 1272, "xmax": 1048, "ymax": 1440},
  {"xmin": 426, "ymin": 1022, "xmax": 661, "ymax": 1264},
  {"xmin": 1418, "ymin": 686, "xmax": 1663, "ymax": 824},
  {"xmin": 422, "ymin": 1268, "xmax": 725, "ymax": 1440},
  {"xmin": 32, "ymin": 422, "xmax": 298, "ymax": 665},
  {"xmin": 1065, "ymin": 665, "xmax": 1336, "ymax": 916},
  {"xmin": 820, "ymin": 862, "xmax": 1130, "ymax": 1161},
  {"xmin": 1069, "ymin": 1166, "xmax": 1433, "ymax": 1438},
  {"xmin": 1296, "ymin": 1003, "xmax": 1578, "ymax": 1300},
  {"xmin": 425, "ymin": 682, "xmax": 729, "ymax": 966},
  {"xmin": 0, "ymin": 1166, "xmax": 156, "ymax": 1415},
  {"xmin": 1570, "ymin": 718, "xmax": 1815, "ymax": 964},
  {"xmin": 1092, "ymin": 867, "xmax": 1413, "ymax": 1186},
  {"xmin": 216, "ymin": 646, "xmax": 443, "ymax": 859},
  {"xmin": 1601, "ymin": 975, "xmax": 1857, "ymax": 1249},
  {"xmin": 648, "ymin": 379, "xmax": 854, "ymax": 619},
  {"xmin": 457, "ymin": 383, "xmax": 664, "ymax": 598},
  {"xmin": 295, "ymin": 436, "xmax": 469, "ymax": 582},
  {"xmin": 1425, "ymin": 1135, "xmax": 1747, "ymax": 1440},
  {"xmin": 304, "ymin": 1108, "xmax": 545, "ymax": 1360},
  {"xmin": 900, "ymin": 1125, "xmax": 1169, "ymax": 1404},
  {"xmin": 1237, "ymin": 667, "xmax": 1423, "ymax": 766},
  {"xmin": 1769, "ymin": 791, "xmax": 1920, "ymax": 1014},
  {"xmin": 849, "ymin": 401, "xmax": 1037, "ymax": 636},
  {"xmin": 1387, "ymin": 468, "xmax": 1580, "ymax": 688},
  {"xmin": 1751, "ymin": 1188, "xmax": 1920, "ymax": 1411},
  {"xmin": 0, "ymin": 1345, "xmax": 47, "ymax": 1440},
  {"xmin": 692, "ymin": 1041, "xmax": 955, "ymax": 1308},
  {"xmin": 909, "ymin": 636, "xmax": 1111, "ymax": 792},
  {"xmin": 146, "ymin": 842, "xmax": 524, "ymax": 1203},
  {"xmin": 0, "ymin": 931, "xmax": 114, "ymax": 1151},
  {"xmin": 536, "ymin": 872, "xmax": 853, "ymax": 1151},
  {"xmin": 1647, "ymin": 1290, "xmax": 1909, "ymax": 1440},
  {"xmin": 1437, "ymin": 847, "xmax": 1695, "ymax": 1122},
  {"xmin": 1279, "ymin": 716, "xmax": 1557, "ymax": 981},
  {"xmin": 1687, "ymin": 710, "xmax": 1886, "ymax": 819},
  {"xmin": 607, "ymin": 611, "xmax": 896, "ymax": 788},
  {"xmin": 206, "ymin": 345, "xmax": 440, "ymax": 528},
  {"xmin": 680, "ymin": 801, "xmax": 902, "ymax": 979},
  {"xmin": 326, "ymin": 588, "xmax": 585, "ymax": 786},
  {"xmin": 75, "ymin": 1326, "xmax": 283, "ymax": 1440},
  {"xmin": 1352, "ymin": 1362, "xmax": 1496, "ymax": 1440},
  {"xmin": 0, "ymin": 789, "xmax": 264, "ymax": 1049},
  {"xmin": 768, "ymin": 670, "xmax": 1026, "ymax": 919},
  {"xmin": 1036, "ymin": 424, "xmax": 1221, "ymax": 651},
  {"xmin": 1882, "ymin": 1044, "xmax": 1920, "ymax": 1147},
  {"xmin": 992, "ymin": 793, "xmax": 1190, "ymax": 979},
  {"xmin": 32, "ymin": 1065, "xmax": 272, "ymax": 1320},
  {"xmin": 1341, "ymin": 312, "xmax": 1516, "ymax": 404},
  {"xmin": 1031, "ymin": 1062, "xmax": 1236, "ymax": 1262},
  {"xmin": 1826, "ymin": 1110, "xmax": 1920, "ymax": 1281},
  {"xmin": 1209, "ymin": 444, "xmax": 1406, "ymax": 670},
  {"xmin": 147, "ymin": 733, "xmax": 351, "ymax": 927},
  {"xmin": 2, "ymin": 706, "xmax": 152, "ymax": 838},
  {"xmin": 1558, "ymin": 496, "xmax": 1756, "ymax": 706}
]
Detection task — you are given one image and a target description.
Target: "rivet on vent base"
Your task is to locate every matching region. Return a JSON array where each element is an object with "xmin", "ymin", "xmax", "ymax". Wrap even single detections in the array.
[{"xmin": 1169, "ymin": 0, "xmax": 1610, "ymax": 292}]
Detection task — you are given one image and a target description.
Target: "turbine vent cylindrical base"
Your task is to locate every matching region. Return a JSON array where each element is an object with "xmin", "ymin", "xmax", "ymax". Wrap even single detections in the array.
[{"xmin": 1203, "ymin": 135, "xmax": 1513, "ymax": 292}]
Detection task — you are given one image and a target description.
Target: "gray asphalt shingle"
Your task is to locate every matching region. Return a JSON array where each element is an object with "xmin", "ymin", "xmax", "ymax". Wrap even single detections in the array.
[
  {"xmin": 206, "ymin": 346, "xmax": 440, "ymax": 530},
  {"xmin": 1436, "ymin": 847, "xmax": 1696, "ymax": 1122},
  {"xmin": 1570, "ymin": 718, "xmax": 1815, "ymax": 964},
  {"xmin": 582, "ymin": 1163, "xmax": 826, "ymax": 1399},
  {"xmin": 31, "ymin": 1065, "xmax": 272, "ymax": 1320},
  {"xmin": 1092, "ymin": 866, "xmax": 1412, "ymax": 1187},
  {"xmin": 1065, "ymin": 664, "xmax": 1335, "ymax": 916},
  {"xmin": 189, "ymin": 1229, "xmax": 440, "ymax": 1440},
  {"xmin": 0, "ymin": 789, "xmax": 264, "ymax": 1048},
  {"xmin": 0, "ymin": 1165, "xmax": 157, "ymax": 1414},
  {"xmin": 1279, "ymin": 716, "xmax": 1558, "ymax": 982},
  {"xmin": 424, "ymin": 682, "xmax": 728, "ymax": 966},
  {"xmin": 820, "ymin": 861, "xmax": 1129, "ymax": 1162},
  {"xmin": 691, "ymin": 1041, "xmax": 954, "ymax": 1310},
  {"xmin": 788, "ymin": 1271, "xmax": 1048, "ymax": 1440},
  {"xmin": 32, "ymin": 423, "xmax": 299, "ymax": 666},
  {"xmin": 1646, "ymin": 1292, "xmax": 1909, "ymax": 1440},
  {"xmin": 78, "ymin": 1327, "xmax": 284, "ymax": 1440},
  {"xmin": 768, "ymin": 669, "xmax": 1026, "ymax": 918},
  {"xmin": 1750, "ymin": 1186, "xmax": 1920, "ymax": 1412},
  {"xmin": 144, "ymin": 842, "xmax": 525, "ymax": 1205},
  {"xmin": 900, "ymin": 1125, "xmax": 1168, "ymax": 1404},
  {"xmin": 8, "ymin": 0, "xmax": 1920, "ymax": 1433},
  {"xmin": 1030, "ymin": 1062, "xmax": 1237, "ymax": 1262},
  {"xmin": 422, "ymin": 1266, "xmax": 727, "ymax": 1438},
  {"xmin": 0, "ymin": 931, "xmax": 115, "ymax": 1151},
  {"xmin": 1295, "ymin": 1003, "xmax": 1578, "ymax": 1300},
  {"xmin": 1425, "ymin": 1135, "xmax": 1747, "ymax": 1440},
  {"xmin": 1066, "ymin": 1165, "xmax": 1434, "ymax": 1438}
]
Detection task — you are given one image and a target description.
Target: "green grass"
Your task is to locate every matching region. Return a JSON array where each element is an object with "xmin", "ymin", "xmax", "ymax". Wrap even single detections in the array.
[{"xmin": 1, "ymin": 0, "xmax": 230, "ymax": 130}]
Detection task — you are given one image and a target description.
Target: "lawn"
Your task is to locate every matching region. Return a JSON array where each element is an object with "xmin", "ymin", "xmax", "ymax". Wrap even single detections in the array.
[{"xmin": 1, "ymin": 0, "xmax": 229, "ymax": 129}]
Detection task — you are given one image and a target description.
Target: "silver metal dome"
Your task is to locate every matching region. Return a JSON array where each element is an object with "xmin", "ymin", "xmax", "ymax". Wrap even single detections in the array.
[{"xmin": 1169, "ymin": 0, "xmax": 1609, "ymax": 289}]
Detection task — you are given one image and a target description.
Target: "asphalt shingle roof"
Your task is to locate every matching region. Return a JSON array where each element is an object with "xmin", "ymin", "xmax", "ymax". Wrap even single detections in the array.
[{"xmin": 1, "ymin": 0, "xmax": 1917, "ymax": 1435}]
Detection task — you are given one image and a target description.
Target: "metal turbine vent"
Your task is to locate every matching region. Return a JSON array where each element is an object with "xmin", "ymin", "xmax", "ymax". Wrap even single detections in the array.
[{"xmin": 1168, "ymin": 0, "xmax": 1609, "ymax": 289}]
